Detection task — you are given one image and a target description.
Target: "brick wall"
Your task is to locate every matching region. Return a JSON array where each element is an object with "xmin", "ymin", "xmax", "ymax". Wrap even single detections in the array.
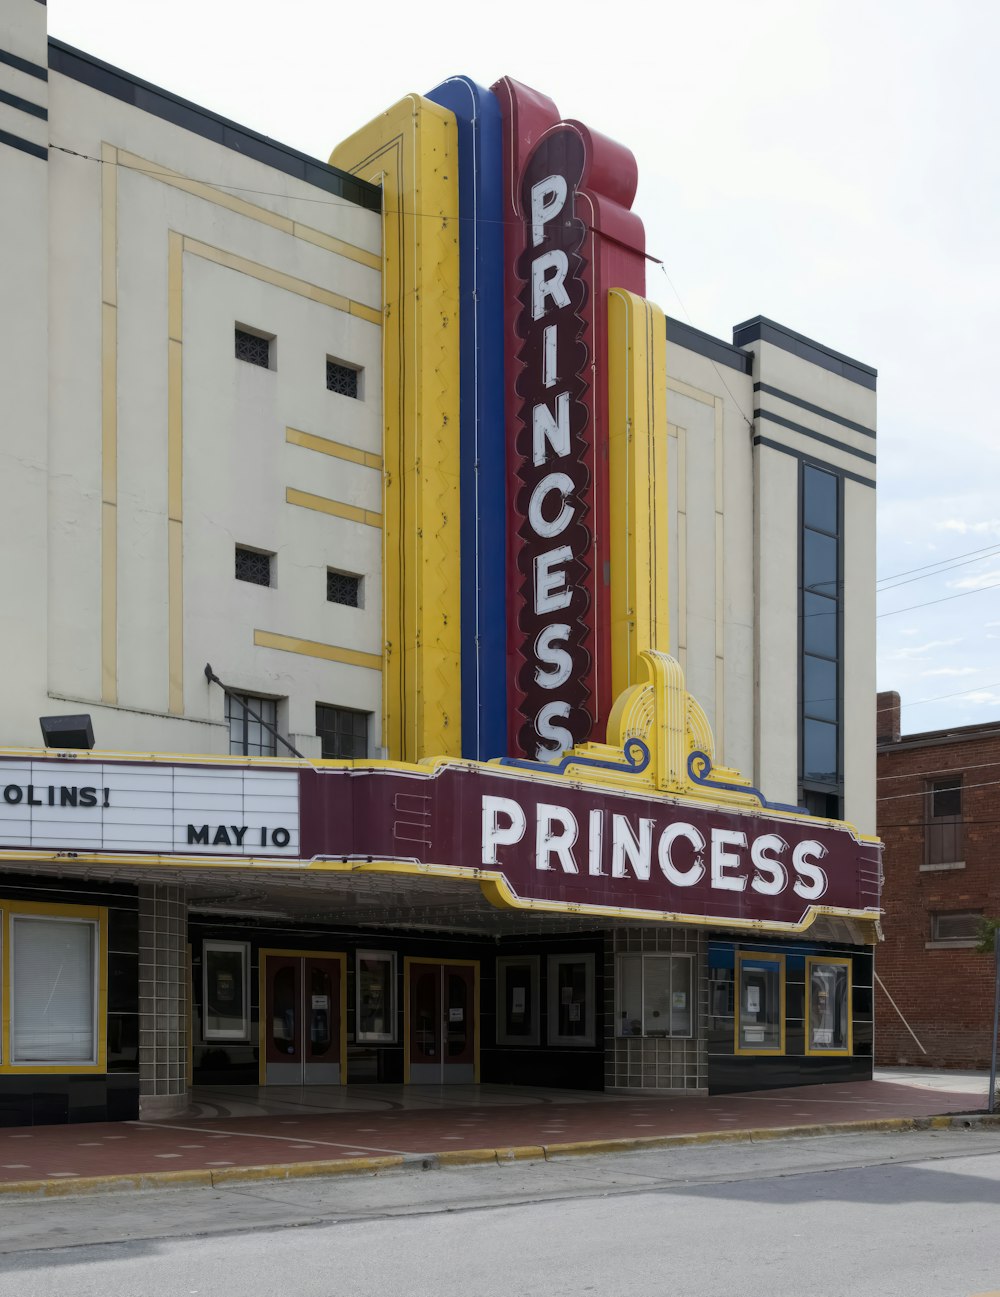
[{"xmin": 876, "ymin": 703, "xmax": 1000, "ymax": 1068}]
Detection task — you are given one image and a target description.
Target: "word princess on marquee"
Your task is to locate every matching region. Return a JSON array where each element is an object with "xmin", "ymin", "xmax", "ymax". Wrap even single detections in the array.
[{"xmin": 481, "ymin": 796, "xmax": 830, "ymax": 902}]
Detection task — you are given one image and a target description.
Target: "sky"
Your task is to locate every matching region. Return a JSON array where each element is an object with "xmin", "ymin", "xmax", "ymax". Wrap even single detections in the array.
[{"xmin": 47, "ymin": 0, "xmax": 1000, "ymax": 738}]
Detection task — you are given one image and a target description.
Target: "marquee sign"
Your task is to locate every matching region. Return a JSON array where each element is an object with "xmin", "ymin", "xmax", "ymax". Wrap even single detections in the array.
[
  {"xmin": 0, "ymin": 744, "xmax": 878, "ymax": 932},
  {"xmin": 493, "ymin": 79, "xmax": 646, "ymax": 760},
  {"xmin": 298, "ymin": 764, "xmax": 880, "ymax": 929},
  {"xmin": 0, "ymin": 759, "xmax": 300, "ymax": 856}
]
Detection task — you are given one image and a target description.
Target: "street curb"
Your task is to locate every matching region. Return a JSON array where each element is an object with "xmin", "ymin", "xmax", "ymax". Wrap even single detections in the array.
[{"xmin": 1, "ymin": 1112, "xmax": 996, "ymax": 1198}]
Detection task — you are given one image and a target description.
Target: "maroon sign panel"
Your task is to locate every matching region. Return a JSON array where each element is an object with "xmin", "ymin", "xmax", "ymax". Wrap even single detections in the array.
[
  {"xmin": 492, "ymin": 78, "xmax": 647, "ymax": 760},
  {"xmin": 300, "ymin": 767, "xmax": 881, "ymax": 928}
]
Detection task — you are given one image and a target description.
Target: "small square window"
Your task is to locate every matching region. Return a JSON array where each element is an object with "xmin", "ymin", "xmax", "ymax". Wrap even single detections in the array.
[
  {"xmin": 316, "ymin": 704, "xmax": 368, "ymax": 759},
  {"xmin": 235, "ymin": 546, "xmax": 273, "ymax": 587},
  {"xmin": 226, "ymin": 693, "xmax": 278, "ymax": 757},
  {"xmin": 327, "ymin": 569, "xmax": 361, "ymax": 607},
  {"xmin": 931, "ymin": 778, "xmax": 962, "ymax": 818},
  {"xmin": 235, "ymin": 327, "xmax": 272, "ymax": 368},
  {"xmin": 327, "ymin": 358, "xmax": 360, "ymax": 398}
]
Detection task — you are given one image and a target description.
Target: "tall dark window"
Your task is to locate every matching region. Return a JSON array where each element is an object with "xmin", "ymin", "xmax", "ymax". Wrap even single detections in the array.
[
  {"xmin": 800, "ymin": 465, "xmax": 842, "ymax": 816},
  {"xmin": 926, "ymin": 777, "xmax": 962, "ymax": 865},
  {"xmin": 316, "ymin": 704, "xmax": 368, "ymax": 759}
]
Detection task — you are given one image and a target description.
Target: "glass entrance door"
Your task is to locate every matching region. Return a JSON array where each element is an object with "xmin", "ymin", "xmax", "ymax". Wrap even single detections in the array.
[
  {"xmin": 406, "ymin": 960, "xmax": 478, "ymax": 1083},
  {"xmin": 262, "ymin": 951, "xmax": 345, "ymax": 1085}
]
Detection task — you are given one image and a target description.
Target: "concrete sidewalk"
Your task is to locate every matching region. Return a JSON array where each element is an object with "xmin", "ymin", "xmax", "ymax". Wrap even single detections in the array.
[{"xmin": 0, "ymin": 1072, "xmax": 991, "ymax": 1197}]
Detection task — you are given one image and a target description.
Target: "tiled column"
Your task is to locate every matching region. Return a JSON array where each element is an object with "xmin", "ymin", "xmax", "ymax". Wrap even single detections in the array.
[{"xmin": 138, "ymin": 884, "xmax": 189, "ymax": 1119}]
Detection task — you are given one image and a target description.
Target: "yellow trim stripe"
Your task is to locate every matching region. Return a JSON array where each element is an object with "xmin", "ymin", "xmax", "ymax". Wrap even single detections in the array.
[
  {"xmin": 183, "ymin": 237, "xmax": 381, "ymax": 324},
  {"xmin": 286, "ymin": 426, "xmax": 383, "ymax": 471},
  {"xmin": 608, "ymin": 290, "xmax": 670, "ymax": 699},
  {"xmin": 115, "ymin": 148, "xmax": 382, "ymax": 272},
  {"xmin": 331, "ymin": 97, "xmax": 462, "ymax": 763},
  {"xmin": 0, "ymin": 847, "xmax": 880, "ymax": 940},
  {"xmin": 285, "ymin": 486, "xmax": 382, "ymax": 528},
  {"xmin": 253, "ymin": 630, "xmax": 382, "ymax": 672}
]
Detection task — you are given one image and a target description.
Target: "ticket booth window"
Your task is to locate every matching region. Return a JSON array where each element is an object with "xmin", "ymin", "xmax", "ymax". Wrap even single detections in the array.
[
  {"xmin": 805, "ymin": 957, "xmax": 852, "ymax": 1055},
  {"xmin": 203, "ymin": 941, "xmax": 249, "ymax": 1040},
  {"xmin": 617, "ymin": 954, "xmax": 694, "ymax": 1038},
  {"xmin": 734, "ymin": 952, "xmax": 785, "ymax": 1054}
]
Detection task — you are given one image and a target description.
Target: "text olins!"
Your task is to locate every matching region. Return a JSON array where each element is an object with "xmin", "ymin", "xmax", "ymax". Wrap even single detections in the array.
[
  {"xmin": 2, "ymin": 783, "xmax": 110, "ymax": 808},
  {"xmin": 482, "ymin": 796, "xmax": 830, "ymax": 901}
]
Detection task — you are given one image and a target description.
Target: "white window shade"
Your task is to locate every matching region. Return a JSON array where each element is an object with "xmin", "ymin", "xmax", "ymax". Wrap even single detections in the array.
[{"xmin": 12, "ymin": 917, "xmax": 97, "ymax": 1064}]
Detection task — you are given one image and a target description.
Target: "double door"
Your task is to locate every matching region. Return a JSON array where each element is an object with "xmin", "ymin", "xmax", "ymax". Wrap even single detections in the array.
[
  {"xmin": 406, "ymin": 959, "xmax": 479, "ymax": 1083},
  {"xmin": 261, "ymin": 950, "xmax": 345, "ymax": 1085}
]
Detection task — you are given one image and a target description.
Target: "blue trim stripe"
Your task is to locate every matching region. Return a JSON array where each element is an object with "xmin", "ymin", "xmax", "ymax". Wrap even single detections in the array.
[{"xmin": 427, "ymin": 77, "xmax": 508, "ymax": 761}]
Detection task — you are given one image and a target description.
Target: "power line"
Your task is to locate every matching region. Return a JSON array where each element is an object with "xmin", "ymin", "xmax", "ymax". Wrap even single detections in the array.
[
  {"xmin": 878, "ymin": 546, "xmax": 1000, "ymax": 594},
  {"xmin": 877, "ymin": 680, "xmax": 1000, "ymax": 711},
  {"xmin": 877, "ymin": 540, "xmax": 1000, "ymax": 588},
  {"xmin": 877, "ymin": 579, "xmax": 1000, "ymax": 619}
]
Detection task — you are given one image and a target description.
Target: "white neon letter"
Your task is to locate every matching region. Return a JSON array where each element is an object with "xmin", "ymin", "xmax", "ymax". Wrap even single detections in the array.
[
  {"xmin": 535, "ymin": 802, "xmax": 579, "ymax": 873},
  {"xmin": 531, "ymin": 249, "xmax": 570, "ymax": 320},
  {"xmin": 534, "ymin": 623, "xmax": 573, "ymax": 689},
  {"xmin": 534, "ymin": 546, "xmax": 573, "ymax": 614},
  {"xmin": 481, "ymin": 796, "xmax": 526, "ymax": 865},
  {"xmin": 750, "ymin": 834, "xmax": 788, "ymax": 896},
  {"xmin": 535, "ymin": 701, "xmax": 573, "ymax": 760},
  {"xmin": 531, "ymin": 175, "xmax": 568, "ymax": 247},
  {"xmin": 792, "ymin": 840, "xmax": 828, "ymax": 900},
  {"xmin": 532, "ymin": 392, "xmax": 570, "ymax": 465},
  {"xmin": 528, "ymin": 472, "xmax": 574, "ymax": 540},
  {"xmin": 657, "ymin": 823, "xmax": 706, "ymax": 886}
]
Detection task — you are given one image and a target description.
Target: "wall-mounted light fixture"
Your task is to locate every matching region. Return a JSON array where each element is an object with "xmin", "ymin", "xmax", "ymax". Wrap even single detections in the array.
[{"xmin": 39, "ymin": 714, "xmax": 95, "ymax": 750}]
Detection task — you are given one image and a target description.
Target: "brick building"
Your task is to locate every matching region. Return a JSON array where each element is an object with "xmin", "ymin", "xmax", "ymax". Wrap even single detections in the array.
[{"xmin": 876, "ymin": 690, "xmax": 1000, "ymax": 1068}]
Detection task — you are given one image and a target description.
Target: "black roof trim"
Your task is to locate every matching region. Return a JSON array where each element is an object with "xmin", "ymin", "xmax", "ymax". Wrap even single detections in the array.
[
  {"xmin": 47, "ymin": 39, "xmax": 381, "ymax": 212},
  {"xmin": 879, "ymin": 718, "xmax": 1000, "ymax": 751},
  {"xmin": 733, "ymin": 316, "xmax": 876, "ymax": 390},
  {"xmin": 665, "ymin": 316, "xmax": 753, "ymax": 374}
]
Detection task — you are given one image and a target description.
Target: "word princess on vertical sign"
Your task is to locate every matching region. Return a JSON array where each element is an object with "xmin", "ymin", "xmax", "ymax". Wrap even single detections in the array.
[{"xmin": 492, "ymin": 78, "xmax": 647, "ymax": 762}]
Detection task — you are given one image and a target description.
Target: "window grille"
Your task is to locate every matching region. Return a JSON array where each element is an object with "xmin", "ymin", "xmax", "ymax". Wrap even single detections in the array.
[
  {"xmin": 327, "ymin": 569, "xmax": 361, "ymax": 607},
  {"xmin": 931, "ymin": 911, "xmax": 981, "ymax": 942},
  {"xmin": 326, "ymin": 359, "xmax": 359, "ymax": 398},
  {"xmin": 226, "ymin": 693, "xmax": 278, "ymax": 757},
  {"xmin": 316, "ymin": 704, "xmax": 368, "ymax": 759},
  {"xmin": 235, "ymin": 547, "xmax": 272, "ymax": 587},
  {"xmin": 235, "ymin": 328, "xmax": 271, "ymax": 368}
]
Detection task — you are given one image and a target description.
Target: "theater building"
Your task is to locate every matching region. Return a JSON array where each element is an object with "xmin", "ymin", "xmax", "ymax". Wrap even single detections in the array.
[{"xmin": 0, "ymin": 0, "xmax": 880, "ymax": 1125}]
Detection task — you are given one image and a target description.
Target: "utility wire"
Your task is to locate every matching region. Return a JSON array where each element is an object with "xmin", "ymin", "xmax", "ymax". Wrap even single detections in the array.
[{"xmin": 877, "ymin": 540, "xmax": 1000, "ymax": 589}]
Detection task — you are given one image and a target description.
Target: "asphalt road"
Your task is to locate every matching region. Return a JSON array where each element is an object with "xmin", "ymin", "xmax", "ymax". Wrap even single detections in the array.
[{"xmin": 1, "ymin": 1128, "xmax": 999, "ymax": 1297}]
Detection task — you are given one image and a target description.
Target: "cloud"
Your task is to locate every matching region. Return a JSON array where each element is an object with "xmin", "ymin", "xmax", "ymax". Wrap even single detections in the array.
[
  {"xmin": 956, "ymin": 691, "xmax": 1000, "ymax": 707},
  {"xmin": 950, "ymin": 568, "xmax": 1000, "ymax": 590},
  {"xmin": 920, "ymin": 666, "xmax": 978, "ymax": 677},
  {"xmin": 938, "ymin": 519, "xmax": 1000, "ymax": 537},
  {"xmin": 884, "ymin": 638, "xmax": 963, "ymax": 661}
]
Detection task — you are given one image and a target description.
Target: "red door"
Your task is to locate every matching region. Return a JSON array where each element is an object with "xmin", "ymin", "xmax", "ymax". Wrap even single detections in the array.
[
  {"xmin": 407, "ymin": 961, "xmax": 477, "ymax": 1083},
  {"xmin": 263, "ymin": 953, "xmax": 343, "ymax": 1084}
]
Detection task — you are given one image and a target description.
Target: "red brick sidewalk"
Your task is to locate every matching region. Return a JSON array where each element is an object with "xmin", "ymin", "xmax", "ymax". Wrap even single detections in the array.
[{"xmin": 0, "ymin": 1078, "xmax": 985, "ymax": 1188}]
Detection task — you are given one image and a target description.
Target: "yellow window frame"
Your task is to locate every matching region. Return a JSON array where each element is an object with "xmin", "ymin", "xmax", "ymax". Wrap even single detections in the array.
[
  {"xmin": 804, "ymin": 955, "xmax": 853, "ymax": 1057},
  {"xmin": 1, "ymin": 899, "xmax": 108, "ymax": 1075},
  {"xmin": 734, "ymin": 951, "xmax": 786, "ymax": 1056}
]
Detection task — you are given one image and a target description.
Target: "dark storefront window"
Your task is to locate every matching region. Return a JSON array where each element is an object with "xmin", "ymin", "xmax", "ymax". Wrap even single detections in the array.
[
  {"xmin": 547, "ymin": 954, "xmax": 595, "ymax": 1046},
  {"xmin": 800, "ymin": 464, "xmax": 843, "ymax": 815},
  {"xmin": 356, "ymin": 950, "xmax": 396, "ymax": 1043},
  {"xmin": 496, "ymin": 956, "xmax": 540, "ymax": 1046},
  {"xmin": 734, "ymin": 952, "xmax": 784, "ymax": 1054},
  {"xmin": 203, "ymin": 941, "xmax": 249, "ymax": 1040},
  {"xmin": 805, "ymin": 957, "xmax": 852, "ymax": 1054}
]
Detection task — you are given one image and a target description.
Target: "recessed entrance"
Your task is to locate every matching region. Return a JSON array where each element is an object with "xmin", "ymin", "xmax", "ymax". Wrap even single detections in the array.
[
  {"xmin": 260, "ymin": 950, "xmax": 346, "ymax": 1085},
  {"xmin": 405, "ymin": 958, "xmax": 479, "ymax": 1083}
]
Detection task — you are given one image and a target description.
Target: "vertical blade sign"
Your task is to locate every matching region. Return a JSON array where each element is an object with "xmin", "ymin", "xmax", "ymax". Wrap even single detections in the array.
[
  {"xmin": 514, "ymin": 129, "xmax": 592, "ymax": 761},
  {"xmin": 493, "ymin": 78, "xmax": 646, "ymax": 762}
]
